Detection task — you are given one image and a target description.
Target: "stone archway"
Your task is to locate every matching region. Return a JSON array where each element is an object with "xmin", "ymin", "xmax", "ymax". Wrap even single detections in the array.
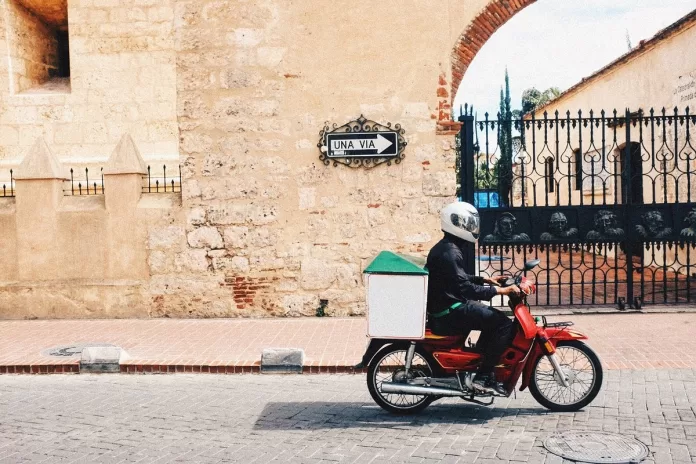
[
  {"xmin": 437, "ymin": 0, "xmax": 537, "ymax": 133},
  {"xmin": 452, "ymin": 0, "xmax": 538, "ymax": 97}
]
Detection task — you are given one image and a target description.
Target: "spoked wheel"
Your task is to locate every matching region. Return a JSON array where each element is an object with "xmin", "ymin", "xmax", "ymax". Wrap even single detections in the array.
[
  {"xmin": 367, "ymin": 345, "xmax": 437, "ymax": 414},
  {"xmin": 529, "ymin": 340, "xmax": 603, "ymax": 412}
]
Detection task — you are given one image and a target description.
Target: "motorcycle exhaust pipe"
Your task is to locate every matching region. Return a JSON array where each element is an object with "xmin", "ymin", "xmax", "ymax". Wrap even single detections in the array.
[{"xmin": 380, "ymin": 382, "xmax": 468, "ymax": 397}]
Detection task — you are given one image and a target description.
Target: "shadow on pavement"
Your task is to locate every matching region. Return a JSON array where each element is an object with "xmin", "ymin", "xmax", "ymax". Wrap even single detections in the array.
[{"xmin": 253, "ymin": 401, "xmax": 549, "ymax": 430}]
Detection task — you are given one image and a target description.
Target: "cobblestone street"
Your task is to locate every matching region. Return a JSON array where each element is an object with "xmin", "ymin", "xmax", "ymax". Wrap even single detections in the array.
[{"xmin": 0, "ymin": 371, "xmax": 694, "ymax": 463}]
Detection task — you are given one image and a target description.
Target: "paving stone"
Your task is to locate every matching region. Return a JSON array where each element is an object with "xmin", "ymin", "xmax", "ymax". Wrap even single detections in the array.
[
  {"xmin": 1, "ymin": 314, "xmax": 696, "ymax": 374},
  {"xmin": 0, "ymin": 371, "xmax": 694, "ymax": 463}
]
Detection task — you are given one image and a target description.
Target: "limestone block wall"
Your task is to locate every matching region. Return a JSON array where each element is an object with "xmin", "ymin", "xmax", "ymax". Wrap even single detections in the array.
[
  {"xmin": 3, "ymin": 1, "xmax": 59, "ymax": 93},
  {"xmin": 168, "ymin": 0, "xmax": 481, "ymax": 318},
  {"xmin": 0, "ymin": 0, "xmax": 178, "ymax": 164},
  {"xmin": 0, "ymin": 0, "xmax": 510, "ymax": 318},
  {"xmin": 0, "ymin": 136, "xmax": 184, "ymax": 319}
]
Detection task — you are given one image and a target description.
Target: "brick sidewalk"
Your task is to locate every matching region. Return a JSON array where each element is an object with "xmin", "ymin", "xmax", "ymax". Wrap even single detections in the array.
[{"xmin": 0, "ymin": 313, "xmax": 694, "ymax": 374}]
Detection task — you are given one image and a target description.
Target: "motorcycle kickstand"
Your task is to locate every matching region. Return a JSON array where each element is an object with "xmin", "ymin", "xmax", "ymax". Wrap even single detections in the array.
[{"xmin": 462, "ymin": 394, "xmax": 495, "ymax": 407}]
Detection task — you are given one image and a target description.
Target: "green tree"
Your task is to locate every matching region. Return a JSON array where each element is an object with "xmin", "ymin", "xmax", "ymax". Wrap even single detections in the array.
[
  {"xmin": 475, "ymin": 162, "xmax": 498, "ymax": 190},
  {"xmin": 520, "ymin": 87, "xmax": 561, "ymax": 115},
  {"xmin": 497, "ymin": 70, "xmax": 513, "ymax": 206}
]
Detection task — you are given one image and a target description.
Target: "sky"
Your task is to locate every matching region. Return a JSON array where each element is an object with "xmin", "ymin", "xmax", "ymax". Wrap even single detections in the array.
[{"xmin": 454, "ymin": 0, "xmax": 696, "ymax": 117}]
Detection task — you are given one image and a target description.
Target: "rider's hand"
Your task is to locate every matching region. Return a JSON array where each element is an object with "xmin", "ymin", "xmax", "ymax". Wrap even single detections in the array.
[{"xmin": 496, "ymin": 284, "xmax": 521, "ymax": 296}]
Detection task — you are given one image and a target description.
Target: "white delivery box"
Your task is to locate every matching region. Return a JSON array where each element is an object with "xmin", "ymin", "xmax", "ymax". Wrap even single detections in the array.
[{"xmin": 363, "ymin": 251, "xmax": 428, "ymax": 339}]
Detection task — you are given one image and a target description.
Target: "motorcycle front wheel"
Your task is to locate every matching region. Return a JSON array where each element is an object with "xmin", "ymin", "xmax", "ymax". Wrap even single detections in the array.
[
  {"xmin": 529, "ymin": 340, "xmax": 603, "ymax": 412},
  {"xmin": 367, "ymin": 344, "xmax": 437, "ymax": 415}
]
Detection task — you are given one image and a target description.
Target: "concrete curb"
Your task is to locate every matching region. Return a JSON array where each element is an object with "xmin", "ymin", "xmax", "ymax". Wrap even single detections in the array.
[
  {"xmin": 116, "ymin": 363, "xmax": 367, "ymax": 375},
  {"xmin": 260, "ymin": 348, "xmax": 304, "ymax": 374},
  {"xmin": 80, "ymin": 347, "xmax": 123, "ymax": 373}
]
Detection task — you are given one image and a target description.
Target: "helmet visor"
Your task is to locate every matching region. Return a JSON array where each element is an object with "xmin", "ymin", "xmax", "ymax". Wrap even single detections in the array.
[{"xmin": 451, "ymin": 212, "xmax": 480, "ymax": 239}]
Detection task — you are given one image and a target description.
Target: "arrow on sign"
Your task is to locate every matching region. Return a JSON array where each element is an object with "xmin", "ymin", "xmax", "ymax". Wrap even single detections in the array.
[
  {"xmin": 330, "ymin": 134, "xmax": 393, "ymax": 154},
  {"xmin": 324, "ymin": 131, "xmax": 399, "ymax": 158}
]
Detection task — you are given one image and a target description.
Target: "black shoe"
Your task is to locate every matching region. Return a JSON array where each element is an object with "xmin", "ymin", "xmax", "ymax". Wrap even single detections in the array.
[{"xmin": 472, "ymin": 373, "xmax": 507, "ymax": 396}]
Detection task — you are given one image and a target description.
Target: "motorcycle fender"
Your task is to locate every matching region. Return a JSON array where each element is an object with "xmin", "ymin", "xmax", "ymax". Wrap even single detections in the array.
[
  {"xmin": 546, "ymin": 327, "xmax": 588, "ymax": 341},
  {"xmin": 356, "ymin": 339, "xmax": 407, "ymax": 368},
  {"xmin": 519, "ymin": 330, "xmax": 588, "ymax": 390}
]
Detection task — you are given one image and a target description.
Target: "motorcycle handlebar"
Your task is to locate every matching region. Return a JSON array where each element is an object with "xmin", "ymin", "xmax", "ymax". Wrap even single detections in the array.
[{"xmin": 497, "ymin": 259, "xmax": 541, "ymax": 288}]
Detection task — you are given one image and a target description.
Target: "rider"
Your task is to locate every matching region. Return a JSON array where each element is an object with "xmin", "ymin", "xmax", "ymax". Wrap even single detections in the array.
[{"xmin": 426, "ymin": 201, "xmax": 521, "ymax": 395}]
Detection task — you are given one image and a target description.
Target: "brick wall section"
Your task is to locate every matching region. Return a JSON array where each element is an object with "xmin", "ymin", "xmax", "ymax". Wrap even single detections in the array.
[
  {"xmin": 435, "ymin": 73, "xmax": 461, "ymax": 135},
  {"xmin": 450, "ymin": 0, "xmax": 537, "ymax": 102},
  {"xmin": 222, "ymin": 276, "xmax": 276, "ymax": 311}
]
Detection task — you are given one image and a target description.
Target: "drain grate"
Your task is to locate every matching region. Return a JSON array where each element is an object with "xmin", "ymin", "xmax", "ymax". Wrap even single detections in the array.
[
  {"xmin": 42, "ymin": 343, "xmax": 116, "ymax": 358},
  {"xmin": 544, "ymin": 431, "xmax": 648, "ymax": 463}
]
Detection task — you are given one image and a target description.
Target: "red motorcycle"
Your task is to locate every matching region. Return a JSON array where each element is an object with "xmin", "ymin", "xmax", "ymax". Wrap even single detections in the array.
[{"xmin": 360, "ymin": 259, "xmax": 603, "ymax": 414}]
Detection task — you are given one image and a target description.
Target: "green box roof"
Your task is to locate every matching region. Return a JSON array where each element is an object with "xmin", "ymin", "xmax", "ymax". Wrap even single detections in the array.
[{"xmin": 363, "ymin": 251, "xmax": 428, "ymax": 275}]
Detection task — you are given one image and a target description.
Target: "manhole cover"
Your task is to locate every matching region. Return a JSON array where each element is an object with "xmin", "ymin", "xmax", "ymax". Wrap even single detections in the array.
[
  {"xmin": 544, "ymin": 432, "xmax": 648, "ymax": 463},
  {"xmin": 42, "ymin": 343, "xmax": 116, "ymax": 358}
]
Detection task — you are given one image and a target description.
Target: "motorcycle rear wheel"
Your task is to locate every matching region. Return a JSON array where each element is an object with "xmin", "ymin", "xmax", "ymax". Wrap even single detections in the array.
[
  {"xmin": 529, "ymin": 340, "xmax": 603, "ymax": 412},
  {"xmin": 367, "ymin": 344, "xmax": 437, "ymax": 415}
]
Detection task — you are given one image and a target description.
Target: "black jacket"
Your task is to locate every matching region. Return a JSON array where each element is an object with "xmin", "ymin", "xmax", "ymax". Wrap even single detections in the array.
[{"xmin": 425, "ymin": 233, "xmax": 498, "ymax": 314}]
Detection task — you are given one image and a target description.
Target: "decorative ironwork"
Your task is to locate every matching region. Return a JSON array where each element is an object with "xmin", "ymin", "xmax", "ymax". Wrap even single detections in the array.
[
  {"xmin": 482, "ymin": 212, "xmax": 530, "ymax": 243},
  {"xmin": 636, "ymin": 210, "xmax": 672, "ymax": 239},
  {"xmin": 680, "ymin": 209, "xmax": 696, "ymax": 238},
  {"xmin": 317, "ymin": 115, "xmax": 407, "ymax": 168},
  {"xmin": 585, "ymin": 210, "xmax": 625, "ymax": 240},
  {"xmin": 459, "ymin": 106, "xmax": 696, "ymax": 308},
  {"xmin": 539, "ymin": 212, "xmax": 578, "ymax": 241},
  {"xmin": 142, "ymin": 165, "xmax": 182, "ymax": 193},
  {"xmin": 62, "ymin": 165, "xmax": 183, "ymax": 195},
  {"xmin": 65, "ymin": 167, "xmax": 104, "ymax": 195},
  {"xmin": 1, "ymin": 169, "xmax": 14, "ymax": 197}
]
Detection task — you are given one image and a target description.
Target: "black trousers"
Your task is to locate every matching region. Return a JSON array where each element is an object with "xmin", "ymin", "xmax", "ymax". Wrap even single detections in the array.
[{"xmin": 431, "ymin": 301, "xmax": 515, "ymax": 373}]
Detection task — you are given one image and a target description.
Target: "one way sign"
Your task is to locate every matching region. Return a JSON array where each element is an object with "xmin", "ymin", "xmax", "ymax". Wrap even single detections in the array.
[{"xmin": 325, "ymin": 132, "xmax": 399, "ymax": 158}]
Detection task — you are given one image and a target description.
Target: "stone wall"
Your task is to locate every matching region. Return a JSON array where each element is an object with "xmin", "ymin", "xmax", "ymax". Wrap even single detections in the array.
[
  {"xmin": 0, "ymin": 0, "xmax": 533, "ymax": 318},
  {"xmin": 170, "ymin": 0, "xmax": 478, "ymax": 317},
  {"xmin": 0, "ymin": 135, "xmax": 184, "ymax": 319},
  {"xmin": 0, "ymin": 0, "xmax": 178, "ymax": 164},
  {"xmin": 4, "ymin": 1, "xmax": 59, "ymax": 93}
]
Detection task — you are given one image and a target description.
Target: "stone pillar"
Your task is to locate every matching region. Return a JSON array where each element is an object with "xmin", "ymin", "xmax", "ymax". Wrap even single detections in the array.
[
  {"xmin": 103, "ymin": 134, "xmax": 149, "ymax": 280},
  {"xmin": 14, "ymin": 138, "xmax": 69, "ymax": 281}
]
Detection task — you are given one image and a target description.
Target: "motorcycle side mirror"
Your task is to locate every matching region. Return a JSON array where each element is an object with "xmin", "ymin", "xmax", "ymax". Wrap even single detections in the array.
[{"xmin": 524, "ymin": 259, "xmax": 541, "ymax": 271}]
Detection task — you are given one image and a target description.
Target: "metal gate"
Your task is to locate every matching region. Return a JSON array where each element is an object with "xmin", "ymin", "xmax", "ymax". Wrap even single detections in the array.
[{"xmin": 457, "ymin": 106, "xmax": 696, "ymax": 308}]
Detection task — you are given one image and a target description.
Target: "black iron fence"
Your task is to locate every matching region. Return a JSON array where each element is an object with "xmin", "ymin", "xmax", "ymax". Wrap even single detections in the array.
[
  {"xmin": 62, "ymin": 165, "xmax": 182, "ymax": 195},
  {"xmin": 458, "ymin": 105, "xmax": 696, "ymax": 308},
  {"xmin": 1, "ymin": 170, "xmax": 14, "ymax": 197},
  {"xmin": 142, "ymin": 165, "xmax": 181, "ymax": 193},
  {"xmin": 65, "ymin": 168, "xmax": 105, "ymax": 196}
]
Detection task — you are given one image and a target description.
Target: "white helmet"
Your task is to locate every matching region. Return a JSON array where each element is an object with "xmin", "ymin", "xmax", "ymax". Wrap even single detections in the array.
[{"xmin": 440, "ymin": 201, "xmax": 480, "ymax": 243}]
